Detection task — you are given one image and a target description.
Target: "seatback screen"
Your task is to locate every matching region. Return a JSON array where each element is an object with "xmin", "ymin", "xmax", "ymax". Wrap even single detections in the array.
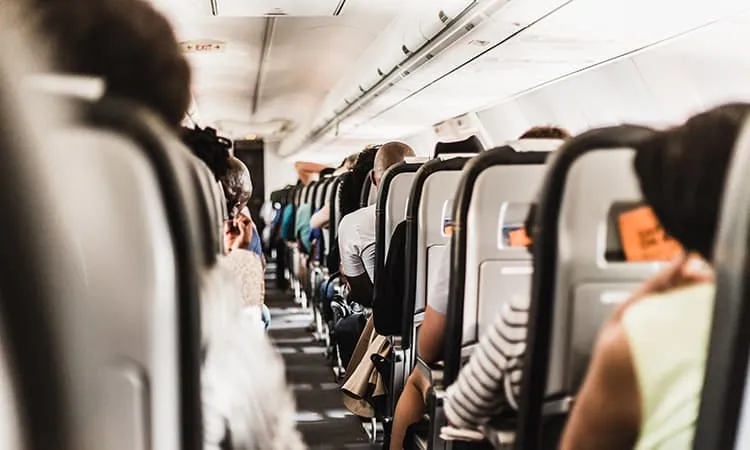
[
  {"xmin": 606, "ymin": 202, "xmax": 682, "ymax": 262},
  {"xmin": 498, "ymin": 202, "xmax": 532, "ymax": 248}
]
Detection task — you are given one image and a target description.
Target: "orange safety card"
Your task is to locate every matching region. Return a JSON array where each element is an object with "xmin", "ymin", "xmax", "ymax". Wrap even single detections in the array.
[
  {"xmin": 509, "ymin": 227, "xmax": 532, "ymax": 247},
  {"xmin": 618, "ymin": 206, "xmax": 682, "ymax": 262}
]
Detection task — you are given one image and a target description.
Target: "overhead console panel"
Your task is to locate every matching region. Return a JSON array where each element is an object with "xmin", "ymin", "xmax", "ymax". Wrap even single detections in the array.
[{"xmin": 214, "ymin": 0, "xmax": 348, "ymax": 16}]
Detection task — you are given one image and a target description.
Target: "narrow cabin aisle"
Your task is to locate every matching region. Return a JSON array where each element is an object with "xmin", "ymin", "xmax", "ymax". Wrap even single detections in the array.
[{"xmin": 265, "ymin": 264, "xmax": 378, "ymax": 450}]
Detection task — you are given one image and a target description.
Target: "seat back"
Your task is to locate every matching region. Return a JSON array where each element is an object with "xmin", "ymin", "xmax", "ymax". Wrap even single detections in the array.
[
  {"xmin": 433, "ymin": 135, "xmax": 483, "ymax": 158},
  {"xmin": 294, "ymin": 184, "xmax": 303, "ymax": 209},
  {"xmin": 326, "ymin": 176, "xmax": 344, "ymax": 260},
  {"xmin": 695, "ymin": 119, "xmax": 750, "ymax": 450},
  {"xmin": 189, "ymin": 157, "xmax": 224, "ymax": 258},
  {"xmin": 5, "ymin": 81, "xmax": 202, "ymax": 449},
  {"xmin": 307, "ymin": 180, "xmax": 319, "ymax": 207},
  {"xmin": 367, "ymin": 181, "xmax": 378, "ymax": 206},
  {"xmin": 444, "ymin": 146, "xmax": 552, "ymax": 385},
  {"xmin": 300, "ymin": 183, "xmax": 310, "ymax": 206},
  {"xmin": 374, "ymin": 158, "xmax": 428, "ymax": 279},
  {"xmin": 48, "ymin": 123, "xmax": 183, "ymax": 450},
  {"xmin": 332, "ymin": 176, "xmax": 346, "ymax": 234},
  {"xmin": 82, "ymin": 97, "xmax": 206, "ymax": 450},
  {"xmin": 402, "ymin": 157, "xmax": 470, "ymax": 347},
  {"xmin": 360, "ymin": 175, "xmax": 374, "ymax": 208},
  {"xmin": 314, "ymin": 177, "xmax": 330, "ymax": 211},
  {"xmin": 0, "ymin": 67, "xmax": 84, "ymax": 449},
  {"xmin": 518, "ymin": 126, "xmax": 661, "ymax": 449}
]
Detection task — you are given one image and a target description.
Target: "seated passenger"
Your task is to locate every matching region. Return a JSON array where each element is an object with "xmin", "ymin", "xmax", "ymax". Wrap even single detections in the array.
[
  {"xmin": 296, "ymin": 201, "xmax": 313, "ymax": 254},
  {"xmin": 559, "ymin": 104, "xmax": 746, "ymax": 449},
  {"xmin": 338, "ymin": 143, "xmax": 415, "ymax": 306},
  {"xmin": 181, "ymin": 125, "xmax": 265, "ymax": 259},
  {"xmin": 280, "ymin": 181, "xmax": 301, "ymax": 243},
  {"xmin": 388, "ymin": 126, "xmax": 571, "ymax": 449},
  {"xmin": 518, "ymin": 125, "xmax": 571, "ymax": 139},
  {"xmin": 31, "ymin": 0, "xmax": 190, "ymax": 128},
  {"xmin": 226, "ymin": 207, "xmax": 266, "ymax": 311},
  {"xmin": 219, "ymin": 159, "xmax": 269, "ymax": 329},
  {"xmin": 310, "ymin": 154, "xmax": 359, "ymax": 230}
]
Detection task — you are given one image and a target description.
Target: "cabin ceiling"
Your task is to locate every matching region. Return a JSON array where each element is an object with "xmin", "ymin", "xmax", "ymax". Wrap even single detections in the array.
[
  {"xmin": 148, "ymin": 0, "xmax": 422, "ymax": 142},
  {"xmin": 149, "ymin": 0, "xmax": 750, "ymax": 163}
]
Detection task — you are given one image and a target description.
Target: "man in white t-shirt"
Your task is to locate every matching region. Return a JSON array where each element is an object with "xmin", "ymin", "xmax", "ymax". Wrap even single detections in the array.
[{"xmin": 337, "ymin": 142, "xmax": 415, "ymax": 306}]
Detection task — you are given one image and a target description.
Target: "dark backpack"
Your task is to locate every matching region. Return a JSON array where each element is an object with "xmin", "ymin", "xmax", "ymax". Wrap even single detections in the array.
[{"xmin": 372, "ymin": 220, "xmax": 408, "ymax": 336}]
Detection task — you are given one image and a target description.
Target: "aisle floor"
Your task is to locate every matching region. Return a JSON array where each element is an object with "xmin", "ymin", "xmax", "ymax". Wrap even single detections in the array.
[{"xmin": 265, "ymin": 280, "xmax": 378, "ymax": 450}]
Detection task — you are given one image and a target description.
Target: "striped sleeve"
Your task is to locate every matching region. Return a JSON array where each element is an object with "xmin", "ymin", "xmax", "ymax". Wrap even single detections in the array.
[{"xmin": 444, "ymin": 301, "xmax": 529, "ymax": 429}]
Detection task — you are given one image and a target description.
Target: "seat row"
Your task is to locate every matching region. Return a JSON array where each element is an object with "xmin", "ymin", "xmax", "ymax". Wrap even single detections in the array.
[{"xmin": 268, "ymin": 111, "xmax": 750, "ymax": 450}]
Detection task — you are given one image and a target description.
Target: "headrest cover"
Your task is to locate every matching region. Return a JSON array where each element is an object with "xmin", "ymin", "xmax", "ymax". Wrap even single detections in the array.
[
  {"xmin": 506, "ymin": 138, "xmax": 564, "ymax": 153},
  {"xmin": 25, "ymin": 73, "xmax": 106, "ymax": 100},
  {"xmin": 433, "ymin": 135, "xmax": 483, "ymax": 157}
]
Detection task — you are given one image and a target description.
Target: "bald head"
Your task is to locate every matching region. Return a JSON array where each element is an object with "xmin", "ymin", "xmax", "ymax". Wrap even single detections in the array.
[{"xmin": 373, "ymin": 142, "xmax": 416, "ymax": 185}]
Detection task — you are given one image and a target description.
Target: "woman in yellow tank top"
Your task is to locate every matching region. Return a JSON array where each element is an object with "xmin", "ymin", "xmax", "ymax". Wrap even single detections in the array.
[{"xmin": 560, "ymin": 103, "xmax": 750, "ymax": 450}]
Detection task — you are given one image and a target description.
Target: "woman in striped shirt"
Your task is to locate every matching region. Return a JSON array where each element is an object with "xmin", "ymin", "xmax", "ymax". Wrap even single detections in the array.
[{"xmin": 443, "ymin": 206, "xmax": 536, "ymax": 430}]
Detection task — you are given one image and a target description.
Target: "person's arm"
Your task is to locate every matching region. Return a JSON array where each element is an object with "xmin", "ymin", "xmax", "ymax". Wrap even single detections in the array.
[
  {"xmin": 310, "ymin": 204, "xmax": 330, "ymax": 229},
  {"xmin": 225, "ymin": 216, "xmax": 253, "ymax": 253},
  {"xmin": 338, "ymin": 219, "xmax": 373, "ymax": 306},
  {"xmin": 418, "ymin": 306, "xmax": 447, "ymax": 364},
  {"xmin": 559, "ymin": 320, "xmax": 640, "ymax": 450},
  {"xmin": 444, "ymin": 311, "xmax": 518, "ymax": 429}
]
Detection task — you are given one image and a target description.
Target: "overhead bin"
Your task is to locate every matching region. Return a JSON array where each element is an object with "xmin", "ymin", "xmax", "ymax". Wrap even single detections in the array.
[{"xmin": 281, "ymin": 0, "xmax": 509, "ymax": 157}]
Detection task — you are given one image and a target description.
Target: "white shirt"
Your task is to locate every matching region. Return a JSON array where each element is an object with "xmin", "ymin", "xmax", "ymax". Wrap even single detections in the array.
[
  {"xmin": 338, "ymin": 204, "xmax": 377, "ymax": 282},
  {"xmin": 428, "ymin": 249, "xmax": 451, "ymax": 315}
]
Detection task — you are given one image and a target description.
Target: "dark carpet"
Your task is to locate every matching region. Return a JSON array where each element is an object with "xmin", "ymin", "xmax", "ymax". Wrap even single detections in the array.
[{"xmin": 266, "ymin": 274, "xmax": 378, "ymax": 450}]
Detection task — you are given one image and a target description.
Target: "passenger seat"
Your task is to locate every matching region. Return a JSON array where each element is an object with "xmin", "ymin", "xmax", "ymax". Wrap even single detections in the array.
[{"xmin": 518, "ymin": 126, "xmax": 662, "ymax": 449}]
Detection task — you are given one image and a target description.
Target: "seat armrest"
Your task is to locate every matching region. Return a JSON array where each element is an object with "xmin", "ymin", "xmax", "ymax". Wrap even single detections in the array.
[
  {"xmin": 481, "ymin": 424, "xmax": 516, "ymax": 449},
  {"xmin": 426, "ymin": 384, "xmax": 447, "ymax": 450},
  {"xmin": 415, "ymin": 356, "xmax": 444, "ymax": 387}
]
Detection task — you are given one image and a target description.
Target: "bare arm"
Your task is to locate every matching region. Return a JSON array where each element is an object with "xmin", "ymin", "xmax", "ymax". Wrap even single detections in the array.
[
  {"xmin": 559, "ymin": 320, "xmax": 640, "ymax": 450},
  {"xmin": 418, "ymin": 306, "xmax": 447, "ymax": 364},
  {"xmin": 310, "ymin": 204, "xmax": 330, "ymax": 229}
]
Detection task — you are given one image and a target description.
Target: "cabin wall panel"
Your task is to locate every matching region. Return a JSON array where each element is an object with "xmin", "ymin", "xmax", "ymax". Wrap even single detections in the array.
[{"xmin": 477, "ymin": 11, "xmax": 750, "ymax": 141}]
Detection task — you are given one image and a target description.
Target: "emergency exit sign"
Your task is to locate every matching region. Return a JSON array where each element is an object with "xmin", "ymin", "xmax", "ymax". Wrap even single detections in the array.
[{"xmin": 180, "ymin": 40, "xmax": 226, "ymax": 53}]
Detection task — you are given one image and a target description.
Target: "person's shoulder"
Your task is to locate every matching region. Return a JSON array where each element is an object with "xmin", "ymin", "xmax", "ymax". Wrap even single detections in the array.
[
  {"xmin": 341, "ymin": 205, "xmax": 373, "ymax": 228},
  {"xmin": 590, "ymin": 318, "xmax": 635, "ymax": 386},
  {"xmin": 357, "ymin": 204, "xmax": 377, "ymax": 229},
  {"xmin": 623, "ymin": 282, "xmax": 715, "ymax": 327}
]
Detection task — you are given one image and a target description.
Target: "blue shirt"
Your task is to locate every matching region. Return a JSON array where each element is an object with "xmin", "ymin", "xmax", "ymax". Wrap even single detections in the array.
[
  {"xmin": 295, "ymin": 204, "xmax": 313, "ymax": 253},
  {"xmin": 248, "ymin": 225, "xmax": 263, "ymax": 256},
  {"xmin": 281, "ymin": 204, "xmax": 296, "ymax": 242}
]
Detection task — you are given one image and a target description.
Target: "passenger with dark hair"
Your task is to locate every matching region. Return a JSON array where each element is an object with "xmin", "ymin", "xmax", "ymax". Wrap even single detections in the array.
[
  {"xmin": 311, "ymin": 153, "xmax": 360, "ymax": 230},
  {"xmin": 32, "ymin": 0, "xmax": 192, "ymax": 127},
  {"xmin": 519, "ymin": 125, "xmax": 571, "ymax": 140},
  {"xmin": 338, "ymin": 152, "xmax": 361, "ymax": 174},
  {"xmin": 179, "ymin": 125, "xmax": 264, "ymax": 258},
  {"xmin": 339, "ymin": 146, "xmax": 380, "ymax": 220},
  {"xmin": 181, "ymin": 126, "xmax": 232, "ymax": 181},
  {"xmin": 560, "ymin": 104, "xmax": 746, "ymax": 450},
  {"xmin": 338, "ymin": 142, "xmax": 415, "ymax": 306}
]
